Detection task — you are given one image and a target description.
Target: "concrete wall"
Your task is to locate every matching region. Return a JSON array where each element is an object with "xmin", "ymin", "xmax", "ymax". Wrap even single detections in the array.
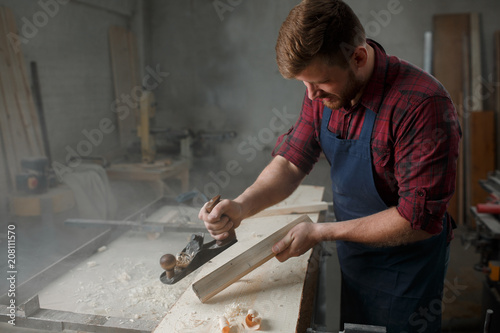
[
  {"xmin": 150, "ymin": 0, "xmax": 500, "ymax": 199},
  {"xmin": 0, "ymin": 0, "xmax": 139, "ymax": 167},
  {"xmin": 150, "ymin": 0, "xmax": 304, "ymax": 197}
]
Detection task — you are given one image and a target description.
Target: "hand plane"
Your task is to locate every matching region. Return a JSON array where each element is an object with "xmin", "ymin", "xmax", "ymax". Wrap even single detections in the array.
[{"xmin": 159, "ymin": 195, "xmax": 237, "ymax": 284}]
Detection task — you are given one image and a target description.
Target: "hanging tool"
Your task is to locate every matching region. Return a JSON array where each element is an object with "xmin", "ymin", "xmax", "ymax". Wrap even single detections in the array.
[{"xmin": 159, "ymin": 195, "xmax": 237, "ymax": 284}]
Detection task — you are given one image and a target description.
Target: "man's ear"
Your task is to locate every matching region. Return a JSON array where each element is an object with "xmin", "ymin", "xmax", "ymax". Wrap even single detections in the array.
[{"xmin": 350, "ymin": 45, "xmax": 368, "ymax": 70}]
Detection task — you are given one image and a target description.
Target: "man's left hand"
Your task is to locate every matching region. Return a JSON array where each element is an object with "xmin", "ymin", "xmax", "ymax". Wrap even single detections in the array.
[{"xmin": 272, "ymin": 222, "xmax": 320, "ymax": 262}]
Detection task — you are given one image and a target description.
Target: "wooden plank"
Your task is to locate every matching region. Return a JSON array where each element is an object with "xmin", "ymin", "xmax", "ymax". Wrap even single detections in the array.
[
  {"xmin": 495, "ymin": 31, "xmax": 500, "ymax": 168},
  {"xmin": 433, "ymin": 13, "xmax": 471, "ymax": 225},
  {"xmin": 6, "ymin": 12, "xmax": 43, "ymax": 152},
  {"xmin": 470, "ymin": 13, "xmax": 482, "ymax": 111},
  {"xmin": 193, "ymin": 214, "xmax": 313, "ymax": 303},
  {"xmin": 0, "ymin": 74, "xmax": 19, "ymax": 186},
  {"xmin": 109, "ymin": 26, "xmax": 139, "ymax": 148},
  {"xmin": 252, "ymin": 201, "xmax": 328, "ymax": 218},
  {"xmin": 128, "ymin": 30, "xmax": 140, "ymax": 98},
  {"xmin": 154, "ymin": 185, "xmax": 325, "ymax": 332},
  {"xmin": 0, "ymin": 7, "xmax": 46, "ymax": 189},
  {"xmin": 457, "ymin": 92, "xmax": 466, "ymax": 227},
  {"xmin": 268, "ymin": 185, "xmax": 325, "ymax": 206},
  {"xmin": 3, "ymin": 7, "xmax": 43, "ymax": 156},
  {"xmin": 463, "ymin": 30, "xmax": 472, "ymax": 227},
  {"xmin": 469, "ymin": 111, "xmax": 496, "ymax": 208},
  {"xmin": 138, "ymin": 91, "xmax": 155, "ymax": 163},
  {"xmin": 0, "ymin": 7, "xmax": 30, "ymax": 181}
]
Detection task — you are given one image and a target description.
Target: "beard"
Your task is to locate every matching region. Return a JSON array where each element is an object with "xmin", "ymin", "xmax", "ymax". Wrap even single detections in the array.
[{"xmin": 321, "ymin": 69, "xmax": 364, "ymax": 110}]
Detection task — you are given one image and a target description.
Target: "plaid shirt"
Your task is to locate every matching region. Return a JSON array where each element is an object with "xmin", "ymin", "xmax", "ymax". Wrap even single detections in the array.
[{"xmin": 273, "ymin": 40, "xmax": 461, "ymax": 237}]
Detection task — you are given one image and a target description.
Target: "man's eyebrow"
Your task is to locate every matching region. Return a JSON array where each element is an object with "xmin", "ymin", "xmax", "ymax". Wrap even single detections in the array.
[{"xmin": 304, "ymin": 78, "xmax": 329, "ymax": 84}]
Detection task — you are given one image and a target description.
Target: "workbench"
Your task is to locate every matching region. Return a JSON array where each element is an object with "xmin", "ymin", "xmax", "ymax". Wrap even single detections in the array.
[
  {"xmin": 0, "ymin": 185, "xmax": 326, "ymax": 332},
  {"xmin": 106, "ymin": 159, "xmax": 190, "ymax": 193}
]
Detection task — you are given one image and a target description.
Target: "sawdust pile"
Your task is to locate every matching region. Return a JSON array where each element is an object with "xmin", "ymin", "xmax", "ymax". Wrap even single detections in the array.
[{"xmin": 39, "ymin": 231, "xmax": 197, "ymax": 323}]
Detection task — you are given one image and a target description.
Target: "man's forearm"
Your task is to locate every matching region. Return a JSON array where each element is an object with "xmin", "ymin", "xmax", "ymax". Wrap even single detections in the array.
[
  {"xmin": 316, "ymin": 207, "xmax": 433, "ymax": 246},
  {"xmin": 235, "ymin": 156, "xmax": 306, "ymax": 219}
]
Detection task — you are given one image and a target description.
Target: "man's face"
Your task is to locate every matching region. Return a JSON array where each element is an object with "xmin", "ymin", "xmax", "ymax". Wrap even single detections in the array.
[{"xmin": 295, "ymin": 57, "xmax": 364, "ymax": 110}]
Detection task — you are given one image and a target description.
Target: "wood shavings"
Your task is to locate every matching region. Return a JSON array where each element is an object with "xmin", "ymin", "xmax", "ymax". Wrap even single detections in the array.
[
  {"xmin": 173, "ymin": 311, "xmax": 211, "ymax": 331},
  {"xmin": 117, "ymin": 271, "xmax": 131, "ymax": 283},
  {"xmin": 219, "ymin": 316, "xmax": 230, "ymax": 333},
  {"xmin": 244, "ymin": 309, "xmax": 262, "ymax": 330},
  {"xmin": 207, "ymin": 306, "xmax": 262, "ymax": 332},
  {"xmin": 176, "ymin": 252, "xmax": 192, "ymax": 268},
  {"xmin": 86, "ymin": 261, "xmax": 97, "ymax": 268},
  {"xmin": 223, "ymin": 302, "xmax": 245, "ymax": 319}
]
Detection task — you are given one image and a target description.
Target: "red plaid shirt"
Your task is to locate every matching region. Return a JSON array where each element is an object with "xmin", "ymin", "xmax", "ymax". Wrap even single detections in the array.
[{"xmin": 273, "ymin": 40, "xmax": 461, "ymax": 237}]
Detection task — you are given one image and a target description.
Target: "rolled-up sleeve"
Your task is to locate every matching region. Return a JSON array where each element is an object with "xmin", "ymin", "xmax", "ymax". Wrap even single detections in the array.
[
  {"xmin": 272, "ymin": 93, "xmax": 322, "ymax": 174},
  {"xmin": 395, "ymin": 96, "xmax": 461, "ymax": 234}
]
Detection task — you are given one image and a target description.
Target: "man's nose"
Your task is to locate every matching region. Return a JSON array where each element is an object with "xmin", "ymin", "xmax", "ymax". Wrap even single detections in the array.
[{"xmin": 304, "ymin": 82, "xmax": 321, "ymax": 100}]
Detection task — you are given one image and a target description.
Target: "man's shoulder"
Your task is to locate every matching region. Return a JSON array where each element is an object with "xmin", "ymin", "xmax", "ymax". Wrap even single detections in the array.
[
  {"xmin": 386, "ymin": 56, "xmax": 451, "ymax": 106},
  {"xmin": 369, "ymin": 40, "xmax": 450, "ymax": 105},
  {"xmin": 377, "ymin": 55, "xmax": 456, "ymax": 129}
]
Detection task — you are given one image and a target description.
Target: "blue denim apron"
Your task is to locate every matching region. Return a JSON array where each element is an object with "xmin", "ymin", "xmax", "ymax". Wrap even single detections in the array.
[{"xmin": 320, "ymin": 106, "xmax": 448, "ymax": 332}]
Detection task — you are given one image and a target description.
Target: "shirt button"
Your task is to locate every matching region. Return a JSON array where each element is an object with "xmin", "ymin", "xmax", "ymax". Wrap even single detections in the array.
[{"xmin": 417, "ymin": 190, "xmax": 425, "ymax": 197}]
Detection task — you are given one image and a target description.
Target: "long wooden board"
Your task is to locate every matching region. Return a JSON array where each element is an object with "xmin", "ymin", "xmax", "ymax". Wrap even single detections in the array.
[
  {"xmin": 4, "ymin": 8, "xmax": 43, "ymax": 155},
  {"xmin": 433, "ymin": 13, "xmax": 475, "ymax": 226},
  {"xmin": 0, "ymin": 7, "xmax": 46, "ymax": 189},
  {"xmin": 192, "ymin": 214, "xmax": 313, "ymax": 303},
  {"xmin": 154, "ymin": 185, "xmax": 325, "ymax": 333},
  {"xmin": 469, "ymin": 13, "xmax": 482, "ymax": 112},
  {"xmin": 469, "ymin": 111, "xmax": 496, "ymax": 208},
  {"xmin": 109, "ymin": 26, "xmax": 140, "ymax": 148},
  {"xmin": 495, "ymin": 31, "xmax": 500, "ymax": 168},
  {"xmin": 0, "ymin": 7, "xmax": 31, "ymax": 181},
  {"xmin": 252, "ymin": 201, "xmax": 328, "ymax": 218}
]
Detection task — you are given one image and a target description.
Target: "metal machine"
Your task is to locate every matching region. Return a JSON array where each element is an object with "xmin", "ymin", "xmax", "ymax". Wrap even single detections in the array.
[{"xmin": 469, "ymin": 170, "xmax": 500, "ymax": 332}]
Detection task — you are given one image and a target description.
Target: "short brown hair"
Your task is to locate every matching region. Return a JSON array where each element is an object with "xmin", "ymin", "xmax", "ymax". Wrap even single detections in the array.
[{"xmin": 276, "ymin": 0, "xmax": 366, "ymax": 78}]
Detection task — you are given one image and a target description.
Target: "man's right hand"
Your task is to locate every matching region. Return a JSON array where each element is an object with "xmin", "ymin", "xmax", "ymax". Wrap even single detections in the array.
[
  {"xmin": 198, "ymin": 156, "xmax": 306, "ymax": 242},
  {"xmin": 198, "ymin": 198, "xmax": 244, "ymax": 242}
]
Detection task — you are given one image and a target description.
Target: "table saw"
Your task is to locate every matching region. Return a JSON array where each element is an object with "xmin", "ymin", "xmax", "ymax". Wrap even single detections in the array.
[{"xmin": 0, "ymin": 185, "xmax": 336, "ymax": 333}]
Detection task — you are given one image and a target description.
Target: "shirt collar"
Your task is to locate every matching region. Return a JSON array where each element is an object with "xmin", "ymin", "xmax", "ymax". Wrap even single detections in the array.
[{"xmin": 358, "ymin": 39, "xmax": 389, "ymax": 114}]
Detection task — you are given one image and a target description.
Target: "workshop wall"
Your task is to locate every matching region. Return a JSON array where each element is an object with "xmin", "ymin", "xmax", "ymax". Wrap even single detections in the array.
[
  {"xmin": 0, "ymin": 0, "xmax": 138, "ymax": 166},
  {"xmin": 149, "ymin": 0, "xmax": 500, "ymax": 199},
  {"xmin": 150, "ymin": 0, "xmax": 307, "ymax": 197}
]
